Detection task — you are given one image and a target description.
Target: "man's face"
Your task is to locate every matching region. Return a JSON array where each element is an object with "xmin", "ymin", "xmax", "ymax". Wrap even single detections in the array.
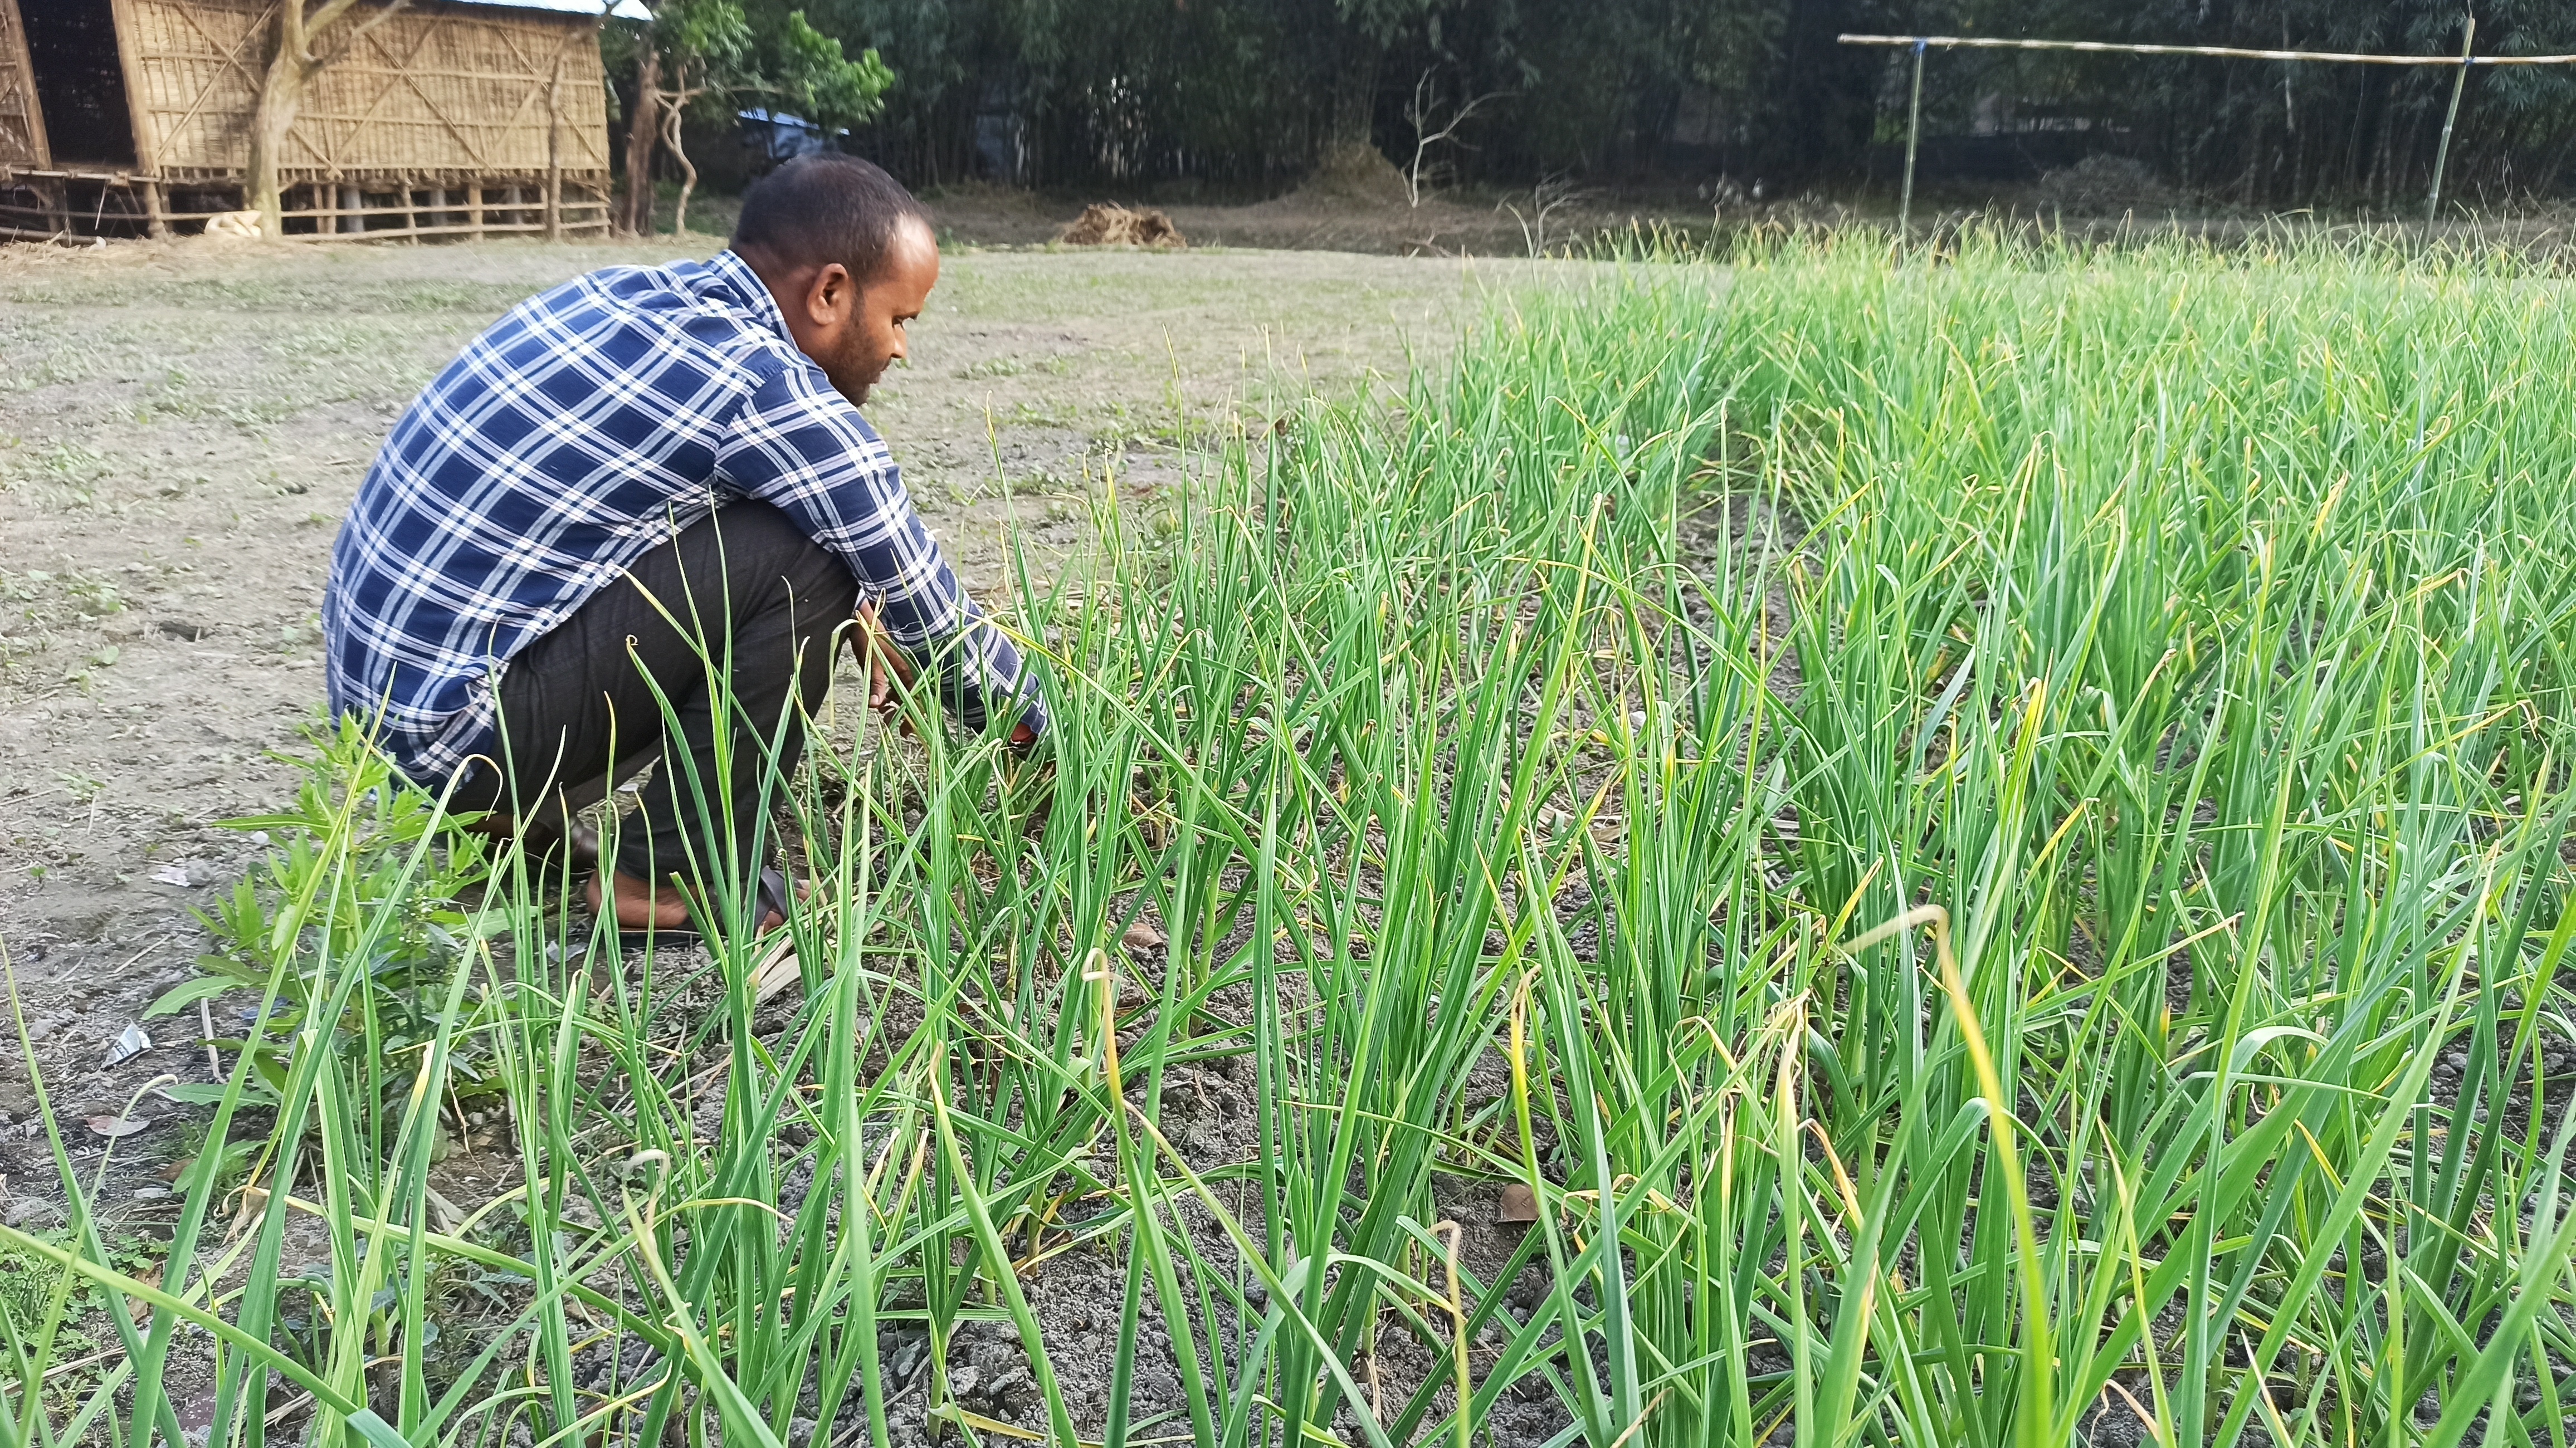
[{"xmin": 779, "ymin": 217, "xmax": 940, "ymax": 407}]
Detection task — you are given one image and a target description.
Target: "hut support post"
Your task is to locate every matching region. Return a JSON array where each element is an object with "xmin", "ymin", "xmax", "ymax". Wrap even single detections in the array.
[
  {"xmin": 545, "ymin": 56, "xmax": 565, "ymax": 241},
  {"xmin": 339, "ymin": 184, "xmax": 363, "ymax": 234},
  {"xmin": 1899, "ymin": 37, "xmax": 1926, "ymax": 238},
  {"xmin": 142, "ymin": 180, "xmax": 168, "ymax": 239},
  {"xmin": 467, "ymin": 183, "xmax": 484, "ymax": 237},
  {"xmin": 2427, "ymin": 19, "xmax": 2475, "ymax": 228}
]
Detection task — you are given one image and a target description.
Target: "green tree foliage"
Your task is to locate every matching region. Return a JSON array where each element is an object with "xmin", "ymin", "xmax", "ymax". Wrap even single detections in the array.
[
  {"xmin": 612, "ymin": 0, "xmax": 893, "ymax": 233},
  {"xmin": 622, "ymin": 0, "xmax": 2576, "ymax": 206},
  {"xmin": 771, "ymin": 0, "xmax": 1904, "ymax": 190},
  {"xmin": 633, "ymin": 0, "xmax": 891, "ymax": 134},
  {"xmin": 766, "ymin": 10, "xmax": 897, "ymax": 134},
  {"xmin": 1938, "ymin": 0, "xmax": 2576, "ymax": 207}
]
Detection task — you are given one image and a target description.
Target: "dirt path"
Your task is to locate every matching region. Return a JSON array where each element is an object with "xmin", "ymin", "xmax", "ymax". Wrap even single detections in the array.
[{"xmin": 0, "ymin": 236, "xmax": 1524, "ymax": 1123}]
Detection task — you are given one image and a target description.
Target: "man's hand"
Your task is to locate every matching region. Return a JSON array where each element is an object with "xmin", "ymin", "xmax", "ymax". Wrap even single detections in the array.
[
  {"xmin": 852, "ymin": 601, "xmax": 919, "ymax": 735},
  {"xmin": 853, "ymin": 601, "xmax": 1040, "ymax": 751}
]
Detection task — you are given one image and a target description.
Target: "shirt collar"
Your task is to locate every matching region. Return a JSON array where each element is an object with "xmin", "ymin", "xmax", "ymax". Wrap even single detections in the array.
[{"xmin": 699, "ymin": 248, "xmax": 794, "ymax": 344}]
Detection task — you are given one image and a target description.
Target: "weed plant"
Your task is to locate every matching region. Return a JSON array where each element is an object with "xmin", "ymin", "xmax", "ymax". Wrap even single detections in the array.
[{"xmin": 8, "ymin": 233, "xmax": 2576, "ymax": 1447}]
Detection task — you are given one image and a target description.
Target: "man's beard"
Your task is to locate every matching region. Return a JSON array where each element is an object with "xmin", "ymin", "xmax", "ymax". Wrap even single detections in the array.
[
  {"xmin": 827, "ymin": 335, "xmax": 883, "ymax": 408},
  {"xmin": 836, "ymin": 368, "xmax": 882, "ymax": 408}
]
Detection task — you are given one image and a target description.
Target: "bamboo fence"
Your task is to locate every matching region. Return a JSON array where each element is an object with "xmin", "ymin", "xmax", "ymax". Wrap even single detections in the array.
[
  {"xmin": 0, "ymin": 0, "xmax": 43, "ymax": 168},
  {"xmin": 0, "ymin": 0, "xmax": 618, "ymax": 241},
  {"xmin": 1841, "ymin": 30, "xmax": 2576, "ymax": 232}
]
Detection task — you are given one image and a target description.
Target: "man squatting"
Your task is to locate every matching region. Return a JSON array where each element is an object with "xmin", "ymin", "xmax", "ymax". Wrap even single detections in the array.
[{"xmin": 323, "ymin": 155, "xmax": 1043, "ymax": 933}]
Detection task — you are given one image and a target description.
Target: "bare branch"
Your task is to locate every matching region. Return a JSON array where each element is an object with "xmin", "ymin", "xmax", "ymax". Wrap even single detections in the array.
[
  {"xmin": 1403, "ymin": 69, "xmax": 1510, "ymax": 208},
  {"xmin": 657, "ymin": 69, "xmax": 704, "ymax": 233},
  {"xmin": 341, "ymin": 0, "xmax": 414, "ymax": 48},
  {"xmin": 297, "ymin": 0, "xmax": 363, "ymax": 52},
  {"xmin": 1503, "ymin": 173, "xmax": 1590, "ymax": 257},
  {"xmin": 295, "ymin": 0, "xmax": 410, "ymax": 71}
]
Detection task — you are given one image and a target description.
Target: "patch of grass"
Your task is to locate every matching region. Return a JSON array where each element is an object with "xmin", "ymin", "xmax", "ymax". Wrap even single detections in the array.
[
  {"xmin": 0, "ymin": 1229, "xmax": 106, "ymax": 1345},
  {"xmin": 163, "ymin": 718, "xmax": 498, "ymax": 1108},
  {"xmin": 60, "ymin": 575, "xmax": 121, "ymax": 619},
  {"xmin": 0, "ymin": 443, "xmax": 111, "ymax": 507}
]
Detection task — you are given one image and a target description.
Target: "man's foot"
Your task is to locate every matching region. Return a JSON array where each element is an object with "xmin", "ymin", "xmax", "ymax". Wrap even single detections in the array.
[
  {"xmin": 583, "ymin": 868, "xmax": 788, "ymax": 933},
  {"xmin": 470, "ymin": 814, "xmax": 600, "ymax": 870}
]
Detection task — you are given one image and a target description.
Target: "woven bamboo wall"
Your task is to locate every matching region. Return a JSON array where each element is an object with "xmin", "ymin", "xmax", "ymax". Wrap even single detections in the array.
[
  {"xmin": 0, "ymin": 0, "xmax": 44, "ymax": 167},
  {"xmin": 123, "ymin": 0, "xmax": 609, "ymax": 180}
]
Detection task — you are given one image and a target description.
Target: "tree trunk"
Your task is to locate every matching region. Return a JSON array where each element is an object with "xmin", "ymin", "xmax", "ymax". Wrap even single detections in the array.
[
  {"xmin": 544, "ymin": 51, "xmax": 564, "ymax": 241},
  {"xmin": 620, "ymin": 38, "xmax": 660, "ymax": 235},
  {"xmin": 1330, "ymin": 38, "xmax": 1380, "ymax": 152},
  {"xmin": 1762, "ymin": 0, "xmax": 1871, "ymax": 188},
  {"xmin": 246, "ymin": 0, "xmax": 406, "ymax": 236},
  {"xmin": 661, "ymin": 94, "xmax": 697, "ymax": 236},
  {"xmin": 246, "ymin": 34, "xmax": 309, "ymax": 233}
]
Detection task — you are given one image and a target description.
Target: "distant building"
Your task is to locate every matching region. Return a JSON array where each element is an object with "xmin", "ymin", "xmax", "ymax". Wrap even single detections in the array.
[{"xmin": 0, "ymin": 0, "xmax": 646, "ymax": 239}]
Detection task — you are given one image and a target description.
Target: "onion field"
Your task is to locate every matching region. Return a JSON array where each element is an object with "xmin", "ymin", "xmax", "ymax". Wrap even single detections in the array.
[{"xmin": 12, "ymin": 236, "xmax": 2576, "ymax": 1448}]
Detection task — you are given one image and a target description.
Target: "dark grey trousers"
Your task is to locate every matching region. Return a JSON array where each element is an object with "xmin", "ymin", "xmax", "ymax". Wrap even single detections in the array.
[{"xmin": 452, "ymin": 501, "xmax": 858, "ymax": 889}]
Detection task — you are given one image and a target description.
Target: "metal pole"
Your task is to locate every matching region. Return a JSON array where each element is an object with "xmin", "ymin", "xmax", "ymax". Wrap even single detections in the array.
[
  {"xmin": 2426, "ymin": 16, "xmax": 2475, "ymax": 228},
  {"xmin": 1900, "ymin": 37, "xmax": 1927, "ymax": 237},
  {"xmin": 1840, "ymin": 32, "xmax": 2575, "ymax": 67}
]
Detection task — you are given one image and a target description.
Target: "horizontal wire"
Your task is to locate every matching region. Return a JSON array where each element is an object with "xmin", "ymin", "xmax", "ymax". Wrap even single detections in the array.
[{"xmin": 1839, "ymin": 33, "xmax": 2576, "ymax": 66}]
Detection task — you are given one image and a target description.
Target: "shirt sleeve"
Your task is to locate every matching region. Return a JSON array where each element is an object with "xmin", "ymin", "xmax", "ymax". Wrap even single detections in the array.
[{"xmin": 714, "ymin": 358, "xmax": 1047, "ymax": 738}]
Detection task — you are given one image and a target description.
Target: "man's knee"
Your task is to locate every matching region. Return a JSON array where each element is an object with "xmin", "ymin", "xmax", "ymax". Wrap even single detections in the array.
[
  {"xmin": 792, "ymin": 547, "xmax": 861, "ymax": 629},
  {"xmin": 788, "ymin": 571, "xmax": 858, "ymax": 706},
  {"xmin": 702, "ymin": 503, "xmax": 857, "ymax": 617},
  {"xmin": 684, "ymin": 503, "xmax": 853, "ymax": 708}
]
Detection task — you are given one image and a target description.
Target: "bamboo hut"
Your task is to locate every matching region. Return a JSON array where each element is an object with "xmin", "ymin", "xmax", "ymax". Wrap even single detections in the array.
[{"xmin": 0, "ymin": 0, "xmax": 647, "ymax": 240}]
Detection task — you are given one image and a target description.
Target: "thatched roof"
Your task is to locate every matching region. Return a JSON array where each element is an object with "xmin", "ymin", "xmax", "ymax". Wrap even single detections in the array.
[{"xmin": 453, "ymin": 0, "xmax": 653, "ymax": 22}]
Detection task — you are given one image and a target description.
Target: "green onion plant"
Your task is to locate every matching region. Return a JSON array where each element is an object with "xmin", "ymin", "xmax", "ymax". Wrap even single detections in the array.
[{"xmin": 7, "ymin": 229, "xmax": 2576, "ymax": 1447}]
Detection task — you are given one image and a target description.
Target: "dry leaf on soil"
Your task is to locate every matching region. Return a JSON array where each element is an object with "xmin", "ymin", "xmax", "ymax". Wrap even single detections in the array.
[{"xmin": 86, "ymin": 1116, "xmax": 148, "ymax": 1139}]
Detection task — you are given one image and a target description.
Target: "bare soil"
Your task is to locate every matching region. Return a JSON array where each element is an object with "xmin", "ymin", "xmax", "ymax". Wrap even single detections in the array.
[
  {"xmin": 923, "ymin": 182, "xmax": 1662, "ymax": 258},
  {"xmin": 0, "ymin": 232, "xmax": 1547, "ymax": 1178}
]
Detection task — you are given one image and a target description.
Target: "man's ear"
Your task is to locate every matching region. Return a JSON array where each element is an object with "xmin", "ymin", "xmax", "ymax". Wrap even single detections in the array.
[{"xmin": 807, "ymin": 262, "xmax": 856, "ymax": 326}]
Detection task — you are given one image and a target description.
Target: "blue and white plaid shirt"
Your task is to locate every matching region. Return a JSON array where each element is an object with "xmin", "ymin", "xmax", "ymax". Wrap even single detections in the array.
[{"xmin": 324, "ymin": 248, "xmax": 1044, "ymax": 788}]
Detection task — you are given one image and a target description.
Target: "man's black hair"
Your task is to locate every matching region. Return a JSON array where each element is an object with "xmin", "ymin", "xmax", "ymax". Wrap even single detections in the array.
[{"xmin": 730, "ymin": 154, "xmax": 930, "ymax": 284}]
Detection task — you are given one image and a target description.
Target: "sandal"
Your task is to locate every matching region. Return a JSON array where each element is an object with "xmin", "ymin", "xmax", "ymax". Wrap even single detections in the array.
[{"xmin": 472, "ymin": 816, "xmax": 601, "ymax": 873}]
